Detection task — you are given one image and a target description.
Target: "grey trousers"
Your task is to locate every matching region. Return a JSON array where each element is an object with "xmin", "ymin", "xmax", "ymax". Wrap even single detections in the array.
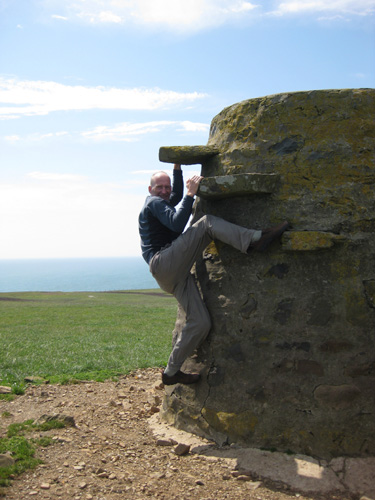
[{"xmin": 149, "ymin": 214, "xmax": 258, "ymax": 374}]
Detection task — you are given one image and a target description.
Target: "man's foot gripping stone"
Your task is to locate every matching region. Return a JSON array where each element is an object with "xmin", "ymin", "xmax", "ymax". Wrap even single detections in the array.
[{"xmin": 248, "ymin": 221, "xmax": 289, "ymax": 252}]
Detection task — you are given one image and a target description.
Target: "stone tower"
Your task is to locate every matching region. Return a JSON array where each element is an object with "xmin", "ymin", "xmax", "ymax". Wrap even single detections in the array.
[{"xmin": 159, "ymin": 89, "xmax": 375, "ymax": 459}]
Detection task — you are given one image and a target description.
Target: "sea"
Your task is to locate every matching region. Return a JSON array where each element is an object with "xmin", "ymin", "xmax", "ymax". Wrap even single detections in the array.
[{"xmin": 0, "ymin": 257, "xmax": 158, "ymax": 293}]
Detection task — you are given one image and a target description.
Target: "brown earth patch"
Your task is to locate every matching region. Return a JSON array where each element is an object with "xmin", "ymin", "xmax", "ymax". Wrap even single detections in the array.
[{"xmin": 0, "ymin": 369, "xmax": 339, "ymax": 500}]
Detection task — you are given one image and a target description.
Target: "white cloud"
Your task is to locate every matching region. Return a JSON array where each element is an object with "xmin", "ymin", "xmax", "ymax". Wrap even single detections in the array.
[
  {"xmin": 77, "ymin": 10, "xmax": 122, "ymax": 23},
  {"xmin": 225, "ymin": 1, "xmax": 259, "ymax": 13},
  {"xmin": 3, "ymin": 131, "xmax": 69, "ymax": 143},
  {"xmin": 42, "ymin": 0, "xmax": 261, "ymax": 32},
  {"xmin": 81, "ymin": 120, "xmax": 209, "ymax": 141},
  {"xmin": 316, "ymin": 14, "xmax": 347, "ymax": 21},
  {"xmin": 0, "ymin": 174, "xmax": 144, "ymax": 258},
  {"xmin": 2, "ymin": 121, "xmax": 208, "ymax": 143},
  {"xmin": 128, "ymin": 0, "xmax": 259, "ymax": 29},
  {"xmin": 32, "ymin": 132, "xmax": 69, "ymax": 141},
  {"xmin": 81, "ymin": 121, "xmax": 173, "ymax": 142},
  {"xmin": 178, "ymin": 121, "xmax": 210, "ymax": 132},
  {"xmin": 271, "ymin": 0, "xmax": 375, "ymax": 16},
  {"xmin": 4, "ymin": 135, "xmax": 20, "ymax": 143},
  {"xmin": 41, "ymin": 0, "xmax": 373, "ymax": 31},
  {"xmin": 51, "ymin": 14, "xmax": 68, "ymax": 20},
  {"xmin": 0, "ymin": 78, "xmax": 206, "ymax": 119}
]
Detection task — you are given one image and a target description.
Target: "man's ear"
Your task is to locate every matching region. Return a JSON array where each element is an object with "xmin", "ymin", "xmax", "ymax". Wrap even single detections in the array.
[{"xmin": 148, "ymin": 186, "xmax": 152, "ymax": 194}]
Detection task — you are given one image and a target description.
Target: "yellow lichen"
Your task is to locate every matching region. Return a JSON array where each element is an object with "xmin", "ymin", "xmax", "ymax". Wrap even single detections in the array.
[
  {"xmin": 205, "ymin": 241, "xmax": 219, "ymax": 257},
  {"xmin": 282, "ymin": 231, "xmax": 343, "ymax": 251},
  {"xmin": 202, "ymin": 408, "xmax": 258, "ymax": 437}
]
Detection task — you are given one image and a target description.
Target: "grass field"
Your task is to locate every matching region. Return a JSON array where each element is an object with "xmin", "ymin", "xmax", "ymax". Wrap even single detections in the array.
[{"xmin": 0, "ymin": 290, "xmax": 178, "ymax": 387}]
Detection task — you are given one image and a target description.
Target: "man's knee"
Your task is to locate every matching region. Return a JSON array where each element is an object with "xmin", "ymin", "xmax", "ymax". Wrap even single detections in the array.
[
  {"xmin": 196, "ymin": 214, "xmax": 215, "ymax": 226},
  {"xmin": 194, "ymin": 214, "xmax": 220, "ymax": 239}
]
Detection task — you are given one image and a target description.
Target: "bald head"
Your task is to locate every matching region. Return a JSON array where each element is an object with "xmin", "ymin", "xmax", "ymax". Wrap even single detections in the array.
[
  {"xmin": 149, "ymin": 171, "xmax": 172, "ymax": 201},
  {"xmin": 150, "ymin": 171, "xmax": 169, "ymax": 187}
]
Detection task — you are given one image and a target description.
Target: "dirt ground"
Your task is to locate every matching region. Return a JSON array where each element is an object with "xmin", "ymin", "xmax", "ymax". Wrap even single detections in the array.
[{"xmin": 0, "ymin": 369, "xmax": 347, "ymax": 500}]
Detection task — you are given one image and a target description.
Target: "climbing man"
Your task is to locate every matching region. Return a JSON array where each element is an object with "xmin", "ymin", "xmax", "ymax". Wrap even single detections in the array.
[{"xmin": 138, "ymin": 163, "xmax": 288, "ymax": 386}]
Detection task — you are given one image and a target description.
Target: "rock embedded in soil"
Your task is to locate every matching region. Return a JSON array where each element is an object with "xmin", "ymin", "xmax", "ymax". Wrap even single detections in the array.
[
  {"xmin": 0, "ymin": 454, "xmax": 15, "ymax": 468},
  {"xmin": 174, "ymin": 443, "xmax": 191, "ymax": 456}
]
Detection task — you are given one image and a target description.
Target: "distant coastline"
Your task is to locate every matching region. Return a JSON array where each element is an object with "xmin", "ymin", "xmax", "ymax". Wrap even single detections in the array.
[{"xmin": 0, "ymin": 256, "xmax": 158, "ymax": 293}]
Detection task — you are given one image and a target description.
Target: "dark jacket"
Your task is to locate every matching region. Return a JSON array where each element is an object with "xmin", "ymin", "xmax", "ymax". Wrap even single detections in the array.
[{"xmin": 138, "ymin": 170, "xmax": 194, "ymax": 264}]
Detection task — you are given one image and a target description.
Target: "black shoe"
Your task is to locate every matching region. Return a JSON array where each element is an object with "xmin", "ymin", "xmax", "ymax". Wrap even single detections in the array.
[
  {"xmin": 248, "ymin": 221, "xmax": 289, "ymax": 252},
  {"xmin": 162, "ymin": 370, "xmax": 201, "ymax": 386}
]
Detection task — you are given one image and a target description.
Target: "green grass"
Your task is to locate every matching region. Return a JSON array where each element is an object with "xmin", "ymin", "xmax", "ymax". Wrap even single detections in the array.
[
  {"xmin": 0, "ymin": 435, "xmax": 41, "ymax": 487},
  {"xmin": 0, "ymin": 290, "xmax": 177, "ymax": 489},
  {"xmin": 0, "ymin": 418, "xmax": 70, "ymax": 487},
  {"xmin": 0, "ymin": 290, "xmax": 177, "ymax": 386}
]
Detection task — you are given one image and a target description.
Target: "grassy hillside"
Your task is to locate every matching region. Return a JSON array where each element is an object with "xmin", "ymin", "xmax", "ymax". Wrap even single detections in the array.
[{"xmin": 0, "ymin": 290, "xmax": 177, "ymax": 387}]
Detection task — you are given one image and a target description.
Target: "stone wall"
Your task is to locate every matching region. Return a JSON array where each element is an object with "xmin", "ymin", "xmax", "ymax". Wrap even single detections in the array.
[{"xmin": 159, "ymin": 89, "xmax": 375, "ymax": 459}]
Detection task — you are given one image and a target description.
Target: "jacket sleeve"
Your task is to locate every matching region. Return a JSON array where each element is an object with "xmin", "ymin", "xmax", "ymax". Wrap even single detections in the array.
[
  {"xmin": 169, "ymin": 169, "xmax": 184, "ymax": 207},
  {"xmin": 149, "ymin": 195, "xmax": 194, "ymax": 233}
]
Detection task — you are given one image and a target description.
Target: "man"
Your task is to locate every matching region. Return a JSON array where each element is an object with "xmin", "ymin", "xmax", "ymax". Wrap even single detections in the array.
[{"xmin": 139, "ymin": 164, "xmax": 288, "ymax": 386}]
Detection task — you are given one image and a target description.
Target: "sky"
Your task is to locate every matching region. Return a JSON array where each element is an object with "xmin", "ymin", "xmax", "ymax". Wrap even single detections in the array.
[{"xmin": 0, "ymin": 0, "xmax": 374, "ymax": 260}]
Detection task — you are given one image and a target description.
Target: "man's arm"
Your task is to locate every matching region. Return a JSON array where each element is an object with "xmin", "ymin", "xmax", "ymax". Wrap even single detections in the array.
[
  {"xmin": 169, "ymin": 164, "xmax": 183, "ymax": 207},
  {"xmin": 149, "ymin": 174, "xmax": 203, "ymax": 234},
  {"xmin": 149, "ymin": 196, "xmax": 193, "ymax": 233}
]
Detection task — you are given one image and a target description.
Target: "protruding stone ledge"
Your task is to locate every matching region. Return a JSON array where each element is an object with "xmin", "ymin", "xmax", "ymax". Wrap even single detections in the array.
[
  {"xmin": 282, "ymin": 231, "xmax": 346, "ymax": 251},
  {"xmin": 198, "ymin": 173, "xmax": 280, "ymax": 199},
  {"xmin": 159, "ymin": 145, "xmax": 219, "ymax": 165}
]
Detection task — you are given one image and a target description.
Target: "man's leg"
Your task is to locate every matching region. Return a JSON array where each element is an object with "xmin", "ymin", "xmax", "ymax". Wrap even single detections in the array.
[
  {"xmin": 150, "ymin": 225, "xmax": 213, "ymax": 385},
  {"xmin": 150, "ymin": 215, "xmax": 287, "ymax": 385},
  {"xmin": 150, "ymin": 215, "xmax": 260, "ymax": 293},
  {"xmin": 164, "ymin": 273, "xmax": 211, "ymax": 377}
]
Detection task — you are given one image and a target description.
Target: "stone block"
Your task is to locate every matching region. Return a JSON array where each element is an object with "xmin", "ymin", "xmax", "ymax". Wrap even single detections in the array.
[
  {"xmin": 162, "ymin": 89, "xmax": 375, "ymax": 459},
  {"xmin": 159, "ymin": 145, "xmax": 219, "ymax": 164},
  {"xmin": 198, "ymin": 173, "xmax": 280, "ymax": 199}
]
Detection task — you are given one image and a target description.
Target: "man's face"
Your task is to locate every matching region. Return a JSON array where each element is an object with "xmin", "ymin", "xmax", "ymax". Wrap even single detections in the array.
[{"xmin": 149, "ymin": 173, "xmax": 172, "ymax": 201}]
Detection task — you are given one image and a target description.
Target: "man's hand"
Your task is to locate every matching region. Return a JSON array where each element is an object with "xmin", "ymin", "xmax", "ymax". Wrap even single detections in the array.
[
  {"xmin": 186, "ymin": 175, "xmax": 203, "ymax": 197},
  {"xmin": 173, "ymin": 164, "xmax": 181, "ymax": 170}
]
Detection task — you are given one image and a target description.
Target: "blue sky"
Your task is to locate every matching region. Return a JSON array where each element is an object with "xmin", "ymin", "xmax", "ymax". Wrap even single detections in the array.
[{"xmin": 1, "ymin": 0, "xmax": 374, "ymax": 259}]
